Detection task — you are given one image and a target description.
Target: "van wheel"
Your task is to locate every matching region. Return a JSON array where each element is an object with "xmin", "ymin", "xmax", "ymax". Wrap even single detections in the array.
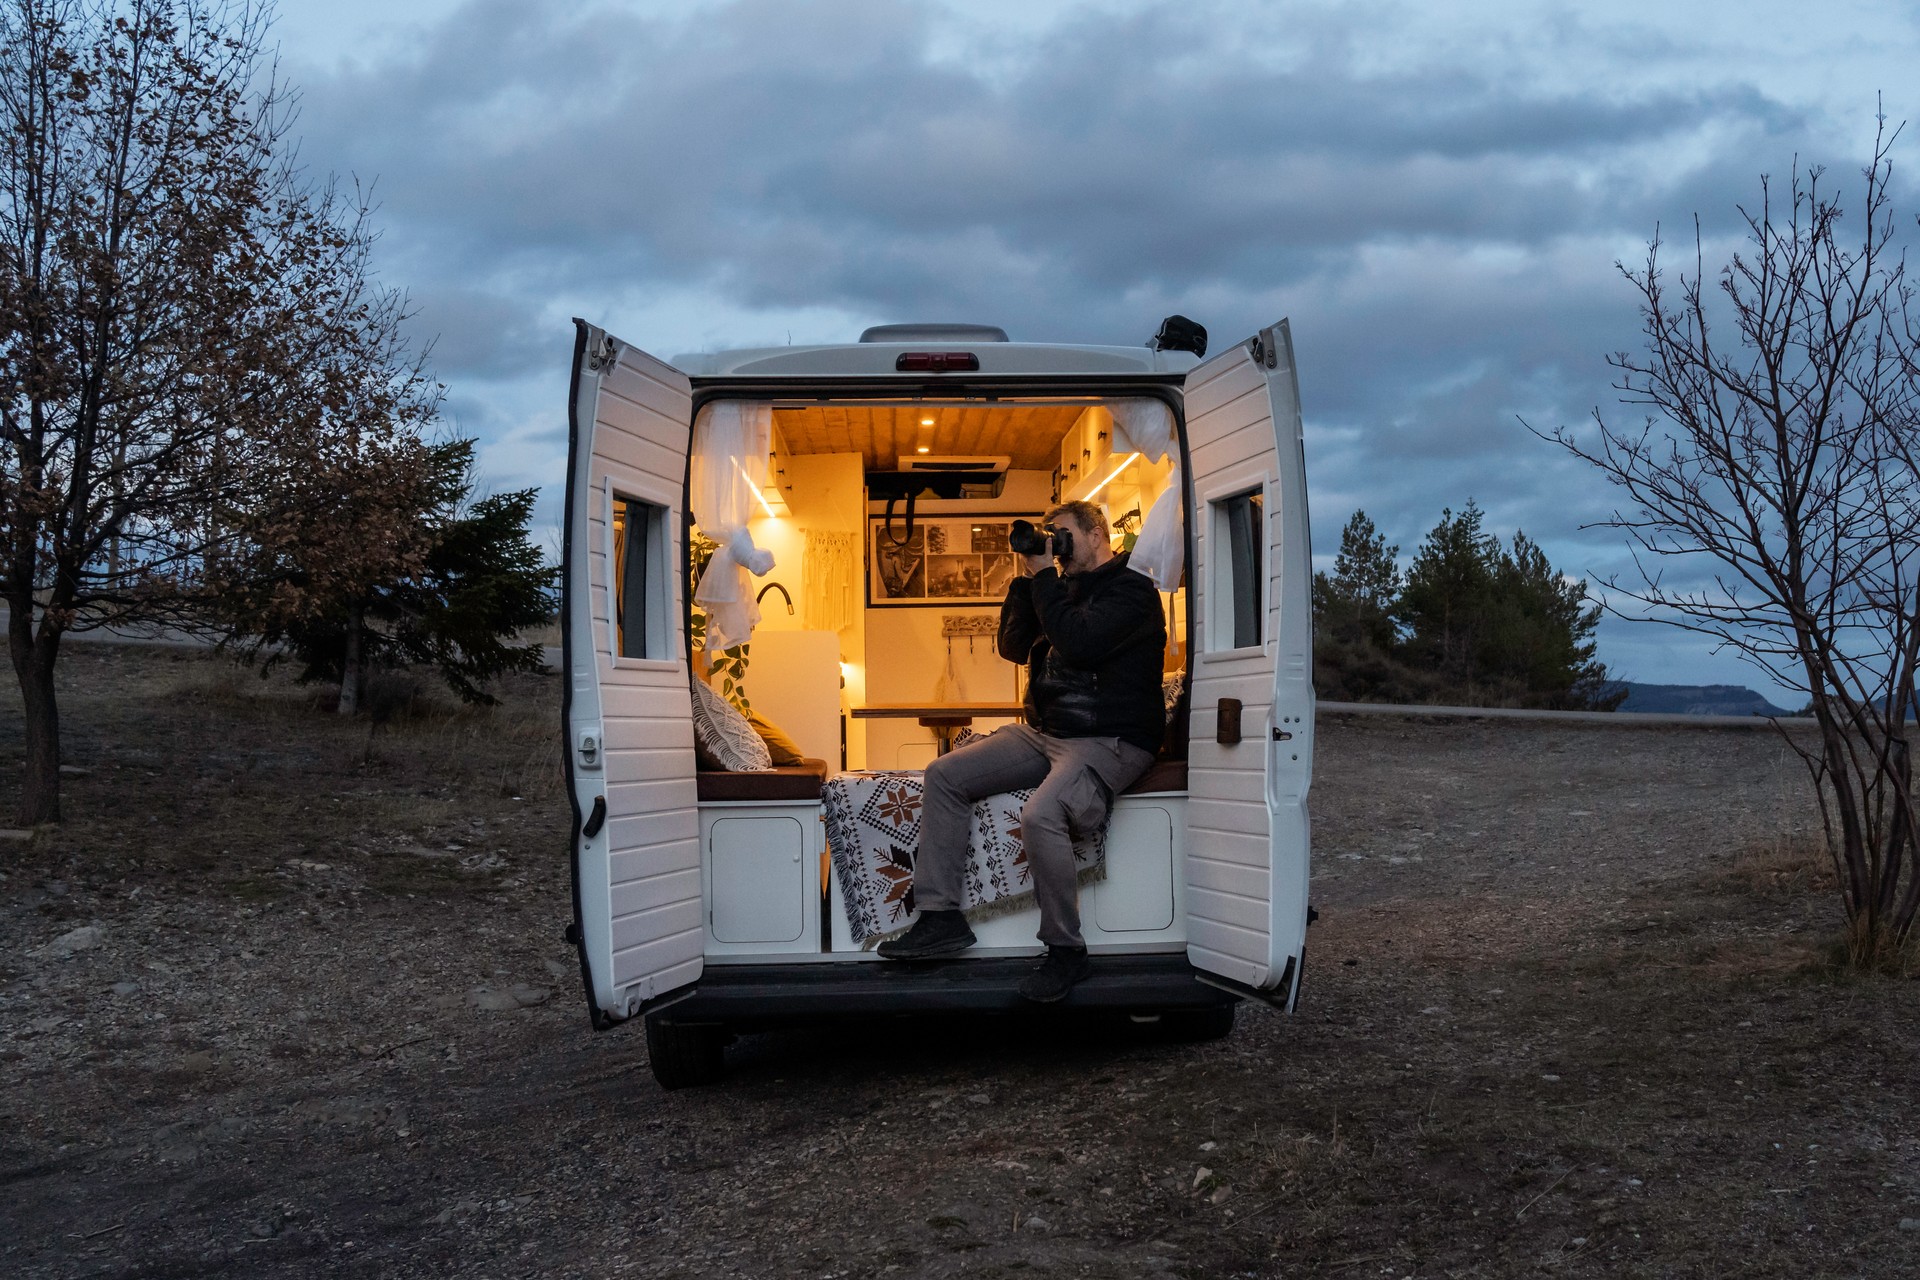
[
  {"xmin": 644, "ymin": 1016, "xmax": 728, "ymax": 1089},
  {"xmin": 1160, "ymin": 1004, "xmax": 1236, "ymax": 1042}
]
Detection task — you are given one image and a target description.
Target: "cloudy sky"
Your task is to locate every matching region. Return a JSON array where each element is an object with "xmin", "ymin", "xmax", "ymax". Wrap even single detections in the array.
[{"xmin": 269, "ymin": 0, "xmax": 1920, "ymax": 702}]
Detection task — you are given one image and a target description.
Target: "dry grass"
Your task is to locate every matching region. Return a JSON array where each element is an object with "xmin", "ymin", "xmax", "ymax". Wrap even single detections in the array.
[
  {"xmin": 5, "ymin": 646, "xmax": 565, "ymax": 903},
  {"xmin": 1715, "ymin": 833, "xmax": 1839, "ymax": 899}
]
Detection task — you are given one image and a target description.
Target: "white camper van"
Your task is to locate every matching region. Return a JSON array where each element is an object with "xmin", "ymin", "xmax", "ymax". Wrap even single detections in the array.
[{"xmin": 562, "ymin": 319, "xmax": 1314, "ymax": 1087}]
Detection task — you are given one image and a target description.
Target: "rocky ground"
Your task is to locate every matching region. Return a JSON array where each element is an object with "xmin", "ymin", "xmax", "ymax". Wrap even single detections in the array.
[{"xmin": 2, "ymin": 645, "xmax": 1917, "ymax": 1279}]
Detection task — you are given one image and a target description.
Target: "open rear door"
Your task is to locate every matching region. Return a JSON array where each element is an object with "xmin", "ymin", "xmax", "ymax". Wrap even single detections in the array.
[
  {"xmin": 1182, "ymin": 321, "xmax": 1314, "ymax": 1009},
  {"xmin": 563, "ymin": 321, "xmax": 702, "ymax": 1027}
]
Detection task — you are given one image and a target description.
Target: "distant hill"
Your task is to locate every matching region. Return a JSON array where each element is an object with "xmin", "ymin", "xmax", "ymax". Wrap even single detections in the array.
[{"xmin": 1605, "ymin": 682, "xmax": 1795, "ymax": 717}]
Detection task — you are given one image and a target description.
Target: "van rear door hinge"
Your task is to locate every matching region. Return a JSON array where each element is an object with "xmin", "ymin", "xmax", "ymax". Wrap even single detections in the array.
[
  {"xmin": 1248, "ymin": 329, "xmax": 1279, "ymax": 369},
  {"xmin": 585, "ymin": 330, "xmax": 620, "ymax": 372}
]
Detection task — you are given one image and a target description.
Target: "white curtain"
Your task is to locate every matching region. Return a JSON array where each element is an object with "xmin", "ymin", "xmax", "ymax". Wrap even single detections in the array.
[
  {"xmin": 1111, "ymin": 399, "xmax": 1183, "ymax": 592},
  {"xmin": 690, "ymin": 402, "xmax": 777, "ymax": 651}
]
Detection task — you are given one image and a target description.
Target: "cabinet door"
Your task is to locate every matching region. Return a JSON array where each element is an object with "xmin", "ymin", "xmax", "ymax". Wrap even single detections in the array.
[{"xmin": 709, "ymin": 817, "xmax": 807, "ymax": 944}]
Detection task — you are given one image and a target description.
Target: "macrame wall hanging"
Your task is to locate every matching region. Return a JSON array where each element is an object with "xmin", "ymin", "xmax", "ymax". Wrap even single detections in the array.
[{"xmin": 804, "ymin": 530, "xmax": 858, "ymax": 633}]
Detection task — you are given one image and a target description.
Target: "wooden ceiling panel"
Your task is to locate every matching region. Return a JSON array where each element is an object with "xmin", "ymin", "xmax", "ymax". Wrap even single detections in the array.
[{"xmin": 772, "ymin": 403, "xmax": 1092, "ymax": 470}]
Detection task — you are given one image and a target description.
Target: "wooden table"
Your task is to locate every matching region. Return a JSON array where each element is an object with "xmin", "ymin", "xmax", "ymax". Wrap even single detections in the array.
[{"xmin": 851, "ymin": 702, "xmax": 1026, "ymax": 754}]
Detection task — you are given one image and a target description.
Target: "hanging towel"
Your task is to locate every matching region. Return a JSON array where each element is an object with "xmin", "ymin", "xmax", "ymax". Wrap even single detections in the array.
[
  {"xmin": 690, "ymin": 402, "xmax": 777, "ymax": 650},
  {"xmin": 1110, "ymin": 400, "xmax": 1184, "ymax": 591}
]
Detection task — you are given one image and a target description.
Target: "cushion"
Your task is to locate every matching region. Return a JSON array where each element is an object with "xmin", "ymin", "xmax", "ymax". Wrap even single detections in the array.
[
  {"xmin": 690, "ymin": 680, "xmax": 772, "ymax": 772},
  {"xmin": 697, "ymin": 759, "xmax": 829, "ymax": 801},
  {"xmin": 1123, "ymin": 759, "xmax": 1188, "ymax": 794},
  {"xmin": 1160, "ymin": 671, "xmax": 1190, "ymax": 761},
  {"xmin": 748, "ymin": 711, "xmax": 807, "ymax": 766}
]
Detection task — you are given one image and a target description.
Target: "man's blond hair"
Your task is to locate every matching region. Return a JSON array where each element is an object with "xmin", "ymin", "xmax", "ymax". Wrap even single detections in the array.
[{"xmin": 1045, "ymin": 500, "xmax": 1108, "ymax": 540}]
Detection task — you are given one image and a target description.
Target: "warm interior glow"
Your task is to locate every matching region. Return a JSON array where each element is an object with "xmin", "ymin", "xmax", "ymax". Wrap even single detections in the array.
[{"xmin": 915, "ymin": 445, "xmax": 930, "ymax": 453}]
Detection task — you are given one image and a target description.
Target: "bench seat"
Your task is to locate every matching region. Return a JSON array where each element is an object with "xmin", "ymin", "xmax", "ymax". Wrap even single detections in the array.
[
  {"xmin": 1122, "ymin": 759, "xmax": 1188, "ymax": 794},
  {"xmin": 695, "ymin": 757, "xmax": 1183, "ymax": 803},
  {"xmin": 696, "ymin": 758, "xmax": 830, "ymax": 802}
]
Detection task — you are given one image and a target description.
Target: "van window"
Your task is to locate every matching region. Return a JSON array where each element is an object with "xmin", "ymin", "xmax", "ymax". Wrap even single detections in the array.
[
  {"xmin": 612, "ymin": 494, "xmax": 669, "ymax": 660},
  {"xmin": 1210, "ymin": 489, "xmax": 1264, "ymax": 650}
]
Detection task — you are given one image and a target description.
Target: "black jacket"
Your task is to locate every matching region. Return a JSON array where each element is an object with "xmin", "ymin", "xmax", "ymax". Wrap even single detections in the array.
[{"xmin": 998, "ymin": 551, "xmax": 1168, "ymax": 754}]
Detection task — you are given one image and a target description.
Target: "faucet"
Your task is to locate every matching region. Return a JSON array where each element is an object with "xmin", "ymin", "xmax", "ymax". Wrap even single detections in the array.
[{"xmin": 756, "ymin": 581, "xmax": 794, "ymax": 614}]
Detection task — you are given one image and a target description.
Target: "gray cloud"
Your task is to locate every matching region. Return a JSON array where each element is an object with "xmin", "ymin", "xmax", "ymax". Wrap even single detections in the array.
[{"xmin": 273, "ymin": 0, "xmax": 1920, "ymax": 689}]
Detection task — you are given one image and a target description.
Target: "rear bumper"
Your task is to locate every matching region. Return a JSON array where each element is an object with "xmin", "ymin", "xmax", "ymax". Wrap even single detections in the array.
[{"xmin": 657, "ymin": 954, "xmax": 1237, "ymax": 1029}]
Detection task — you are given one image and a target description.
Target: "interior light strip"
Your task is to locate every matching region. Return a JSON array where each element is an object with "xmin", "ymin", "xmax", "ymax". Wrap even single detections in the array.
[
  {"xmin": 735, "ymin": 458, "xmax": 779, "ymax": 518},
  {"xmin": 1083, "ymin": 452, "xmax": 1142, "ymax": 500}
]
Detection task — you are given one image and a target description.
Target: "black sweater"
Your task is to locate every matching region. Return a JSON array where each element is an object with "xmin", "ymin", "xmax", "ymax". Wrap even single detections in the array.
[{"xmin": 997, "ymin": 552, "xmax": 1168, "ymax": 755}]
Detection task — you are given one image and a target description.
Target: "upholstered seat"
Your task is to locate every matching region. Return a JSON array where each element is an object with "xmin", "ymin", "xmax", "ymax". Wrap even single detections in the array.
[
  {"xmin": 1122, "ymin": 759, "xmax": 1188, "ymax": 794},
  {"xmin": 695, "ymin": 758, "xmax": 830, "ymax": 802}
]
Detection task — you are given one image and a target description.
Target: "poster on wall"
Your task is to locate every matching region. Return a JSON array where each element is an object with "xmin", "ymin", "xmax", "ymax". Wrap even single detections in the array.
[{"xmin": 868, "ymin": 514, "xmax": 1035, "ymax": 607}]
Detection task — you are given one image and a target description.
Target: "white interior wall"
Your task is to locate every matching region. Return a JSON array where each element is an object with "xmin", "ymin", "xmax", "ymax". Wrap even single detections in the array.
[{"xmin": 743, "ymin": 451, "xmax": 866, "ymax": 769}]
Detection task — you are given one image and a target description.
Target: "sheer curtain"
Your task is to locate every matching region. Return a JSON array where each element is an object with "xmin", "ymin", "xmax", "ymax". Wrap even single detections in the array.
[
  {"xmin": 689, "ymin": 402, "xmax": 777, "ymax": 651},
  {"xmin": 1110, "ymin": 399, "xmax": 1183, "ymax": 592}
]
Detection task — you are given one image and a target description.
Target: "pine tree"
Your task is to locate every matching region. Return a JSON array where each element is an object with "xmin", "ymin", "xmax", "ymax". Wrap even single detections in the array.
[
  {"xmin": 1484, "ymin": 532, "xmax": 1622, "ymax": 710},
  {"xmin": 238, "ymin": 440, "xmax": 557, "ymax": 707},
  {"xmin": 1388, "ymin": 502, "xmax": 1620, "ymax": 709},
  {"xmin": 1396, "ymin": 502, "xmax": 1500, "ymax": 687},
  {"xmin": 1312, "ymin": 510, "xmax": 1401, "ymax": 651}
]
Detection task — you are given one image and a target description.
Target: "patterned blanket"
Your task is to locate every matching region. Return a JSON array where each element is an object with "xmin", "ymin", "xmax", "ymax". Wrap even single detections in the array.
[{"xmin": 822, "ymin": 770, "xmax": 1107, "ymax": 945}]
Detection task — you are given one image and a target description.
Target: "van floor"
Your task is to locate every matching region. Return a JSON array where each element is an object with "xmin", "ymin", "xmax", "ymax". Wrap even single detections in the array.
[{"xmin": 2, "ymin": 647, "xmax": 1911, "ymax": 1280}]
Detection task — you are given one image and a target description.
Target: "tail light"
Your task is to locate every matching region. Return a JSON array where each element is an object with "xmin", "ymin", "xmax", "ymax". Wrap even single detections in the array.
[{"xmin": 895, "ymin": 351, "xmax": 980, "ymax": 372}]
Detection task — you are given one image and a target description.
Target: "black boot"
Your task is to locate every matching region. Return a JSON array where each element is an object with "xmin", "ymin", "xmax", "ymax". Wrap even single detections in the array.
[
  {"xmin": 876, "ymin": 909, "xmax": 976, "ymax": 959},
  {"xmin": 1018, "ymin": 945, "xmax": 1092, "ymax": 1002}
]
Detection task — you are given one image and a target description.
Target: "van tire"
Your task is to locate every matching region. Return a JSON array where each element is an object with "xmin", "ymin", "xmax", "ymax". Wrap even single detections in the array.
[
  {"xmin": 1160, "ymin": 1004, "xmax": 1236, "ymax": 1042},
  {"xmin": 645, "ymin": 1016, "xmax": 728, "ymax": 1089}
]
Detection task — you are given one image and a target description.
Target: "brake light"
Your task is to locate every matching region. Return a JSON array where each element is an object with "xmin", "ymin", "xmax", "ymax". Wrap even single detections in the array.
[{"xmin": 895, "ymin": 351, "xmax": 980, "ymax": 372}]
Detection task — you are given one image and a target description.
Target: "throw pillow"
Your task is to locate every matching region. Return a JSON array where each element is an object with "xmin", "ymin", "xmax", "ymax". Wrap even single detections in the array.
[
  {"xmin": 690, "ymin": 680, "xmax": 773, "ymax": 772},
  {"xmin": 748, "ymin": 711, "xmax": 807, "ymax": 766},
  {"xmin": 1162, "ymin": 671, "xmax": 1186, "ymax": 719}
]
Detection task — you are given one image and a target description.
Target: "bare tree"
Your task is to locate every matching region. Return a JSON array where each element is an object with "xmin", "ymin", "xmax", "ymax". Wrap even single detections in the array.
[
  {"xmin": 1543, "ymin": 119, "xmax": 1920, "ymax": 966},
  {"xmin": 0, "ymin": 0, "xmax": 436, "ymax": 823}
]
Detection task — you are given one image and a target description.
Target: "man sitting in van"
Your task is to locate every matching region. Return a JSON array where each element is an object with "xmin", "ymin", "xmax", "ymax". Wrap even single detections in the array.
[{"xmin": 878, "ymin": 500, "xmax": 1167, "ymax": 1002}]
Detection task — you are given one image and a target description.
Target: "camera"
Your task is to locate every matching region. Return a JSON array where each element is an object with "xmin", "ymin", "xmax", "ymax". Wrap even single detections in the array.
[{"xmin": 1008, "ymin": 518, "xmax": 1073, "ymax": 562}]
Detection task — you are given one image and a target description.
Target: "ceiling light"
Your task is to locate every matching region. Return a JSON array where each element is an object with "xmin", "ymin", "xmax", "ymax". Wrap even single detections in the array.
[
  {"xmin": 916, "ymin": 446, "xmax": 930, "ymax": 454},
  {"xmin": 920, "ymin": 416, "xmax": 934, "ymax": 426}
]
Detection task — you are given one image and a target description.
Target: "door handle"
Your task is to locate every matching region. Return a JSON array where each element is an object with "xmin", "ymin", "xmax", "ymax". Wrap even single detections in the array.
[
  {"xmin": 581, "ymin": 795, "xmax": 607, "ymax": 839},
  {"xmin": 1217, "ymin": 698, "xmax": 1242, "ymax": 744}
]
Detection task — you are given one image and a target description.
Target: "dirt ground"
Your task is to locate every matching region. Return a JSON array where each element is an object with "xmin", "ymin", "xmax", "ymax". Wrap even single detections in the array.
[{"xmin": 2, "ymin": 645, "xmax": 1918, "ymax": 1279}]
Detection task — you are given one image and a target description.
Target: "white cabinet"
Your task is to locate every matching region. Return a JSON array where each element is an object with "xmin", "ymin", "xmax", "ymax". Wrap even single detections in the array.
[
  {"xmin": 701, "ymin": 803, "xmax": 824, "ymax": 956},
  {"xmin": 1095, "ymin": 802, "xmax": 1176, "ymax": 932}
]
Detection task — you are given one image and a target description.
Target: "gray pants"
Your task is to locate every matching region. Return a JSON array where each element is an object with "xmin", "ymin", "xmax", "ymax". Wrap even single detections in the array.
[{"xmin": 916, "ymin": 724, "xmax": 1155, "ymax": 947}]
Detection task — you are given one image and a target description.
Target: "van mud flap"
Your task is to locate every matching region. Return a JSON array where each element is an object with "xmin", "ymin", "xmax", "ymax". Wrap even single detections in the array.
[{"xmin": 1195, "ymin": 953, "xmax": 1298, "ymax": 1011}]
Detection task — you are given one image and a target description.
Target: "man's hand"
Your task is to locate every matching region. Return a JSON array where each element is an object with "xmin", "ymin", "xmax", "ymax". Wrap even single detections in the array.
[{"xmin": 1023, "ymin": 550, "xmax": 1054, "ymax": 575}]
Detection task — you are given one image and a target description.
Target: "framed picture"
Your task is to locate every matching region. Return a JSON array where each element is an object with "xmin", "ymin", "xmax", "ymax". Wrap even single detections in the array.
[{"xmin": 868, "ymin": 514, "xmax": 1036, "ymax": 607}]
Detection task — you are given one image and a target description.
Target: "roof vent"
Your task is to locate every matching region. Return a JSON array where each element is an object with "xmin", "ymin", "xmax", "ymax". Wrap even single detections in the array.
[
  {"xmin": 898, "ymin": 454, "xmax": 1011, "ymax": 473},
  {"xmin": 859, "ymin": 323, "xmax": 1009, "ymax": 343}
]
